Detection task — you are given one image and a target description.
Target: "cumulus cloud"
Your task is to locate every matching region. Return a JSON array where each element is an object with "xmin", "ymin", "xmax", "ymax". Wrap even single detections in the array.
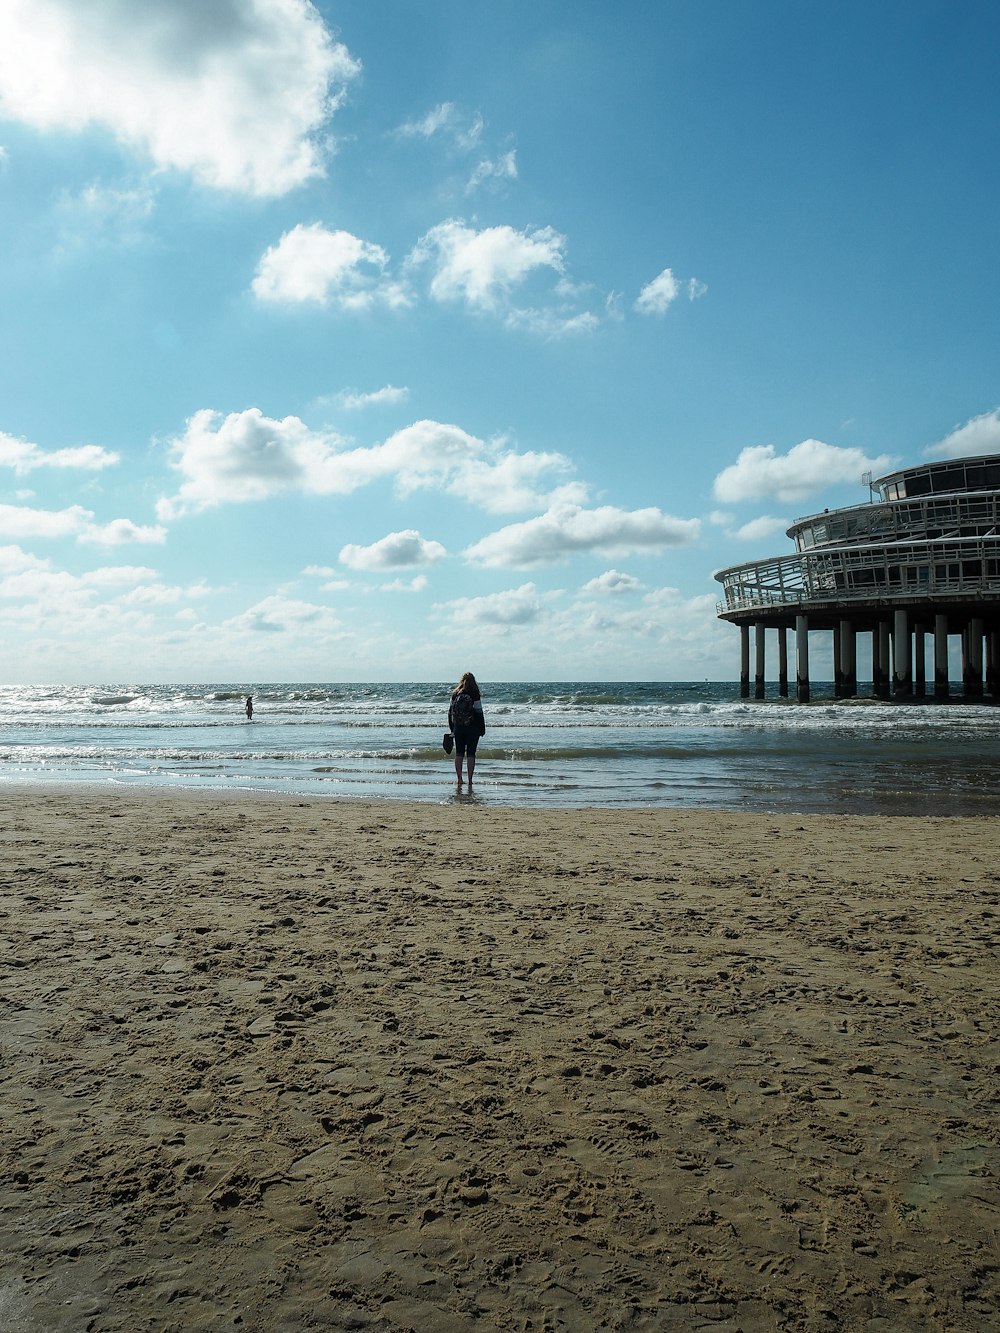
[
  {"xmin": 634, "ymin": 267, "xmax": 707, "ymax": 316},
  {"xmin": 0, "ymin": 552, "xmax": 165, "ymax": 605},
  {"xmin": 713, "ymin": 440, "xmax": 895, "ymax": 505},
  {"xmin": 0, "ymin": 500, "xmax": 164, "ymax": 544},
  {"xmin": 339, "ymin": 385, "xmax": 409, "ymax": 411},
  {"xmin": 223, "ymin": 594, "xmax": 341, "ymax": 636},
  {"xmin": 0, "ymin": 0, "xmax": 359, "ymax": 196},
  {"xmin": 731, "ymin": 515, "xmax": 789, "ymax": 542},
  {"xmin": 79, "ymin": 517, "xmax": 167, "ymax": 546},
  {"xmin": 0, "ymin": 433, "xmax": 119, "ymax": 474},
  {"xmin": 157, "ymin": 409, "xmax": 581, "ymax": 518},
  {"xmin": 0, "ymin": 544, "xmax": 48, "ymax": 574},
  {"xmin": 339, "ymin": 529, "xmax": 446, "ymax": 571},
  {"xmin": 924, "ymin": 408, "xmax": 1000, "ymax": 459},
  {"xmin": 252, "ymin": 224, "xmax": 409, "ymax": 309},
  {"xmin": 409, "ymin": 219, "xmax": 567, "ymax": 312},
  {"xmin": 580, "ymin": 569, "xmax": 643, "ymax": 595},
  {"xmin": 0, "ymin": 501, "xmax": 96, "ymax": 540},
  {"xmin": 437, "ymin": 582, "xmax": 544, "ymax": 628},
  {"xmin": 464, "ymin": 504, "xmax": 701, "ymax": 568}
]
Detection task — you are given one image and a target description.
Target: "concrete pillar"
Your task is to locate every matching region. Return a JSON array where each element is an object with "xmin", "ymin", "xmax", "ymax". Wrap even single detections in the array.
[
  {"xmin": 988, "ymin": 631, "xmax": 1000, "ymax": 698},
  {"xmin": 755, "ymin": 623, "xmax": 766, "ymax": 700},
  {"xmin": 778, "ymin": 627, "xmax": 789, "ymax": 698},
  {"xmin": 840, "ymin": 619, "xmax": 857, "ymax": 698},
  {"xmin": 740, "ymin": 623, "xmax": 750, "ymax": 699},
  {"xmin": 833, "ymin": 623, "xmax": 843, "ymax": 698},
  {"xmin": 934, "ymin": 614, "xmax": 949, "ymax": 700},
  {"xmin": 878, "ymin": 621, "xmax": 892, "ymax": 699},
  {"xmin": 796, "ymin": 614, "xmax": 810, "ymax": 703},
  {"xmin": 914, "ymin": 624, "xmax": 926, "ymax": 699},
  {"xmin": 968, "ymin": 617, "xmax": 984, "ymax": 698},
  {"xmin": 893, "ymin": 607, "xmax": 911, "ymax": 697}
]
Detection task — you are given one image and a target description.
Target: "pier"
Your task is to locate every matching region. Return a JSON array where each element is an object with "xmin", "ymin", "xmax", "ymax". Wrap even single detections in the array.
[{"xmin": 715, "ymin": 454, "xmax": 1000, "ymax": 702}]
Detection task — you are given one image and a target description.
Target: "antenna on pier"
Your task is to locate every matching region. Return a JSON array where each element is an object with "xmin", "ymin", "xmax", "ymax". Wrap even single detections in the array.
[{"xmin": 861, "ymin": 469, "xmax": 874, "ymax": 502}]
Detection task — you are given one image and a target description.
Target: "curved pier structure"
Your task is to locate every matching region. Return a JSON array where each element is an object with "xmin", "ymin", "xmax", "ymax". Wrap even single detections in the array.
[{"xmin": 715, "ymin": 454, "xmax": 1000, "ymax": 702}]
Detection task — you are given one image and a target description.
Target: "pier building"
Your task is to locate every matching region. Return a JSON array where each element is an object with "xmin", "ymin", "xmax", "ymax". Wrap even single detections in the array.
[{"xmin": 715, "ymin": 454, "xmax": 1000, "ymax": 702}]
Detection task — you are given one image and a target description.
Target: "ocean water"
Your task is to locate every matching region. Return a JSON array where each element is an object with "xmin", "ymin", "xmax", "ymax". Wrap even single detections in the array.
[{"xmin": 1, "ymin": 681, "xmax": 999, "ymax": 814}]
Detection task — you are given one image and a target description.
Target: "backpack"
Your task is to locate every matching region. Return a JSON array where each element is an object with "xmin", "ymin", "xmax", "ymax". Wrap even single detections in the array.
[{"xmin": 452, "ymin": 692, "xmax": 476, "ymax": 729}]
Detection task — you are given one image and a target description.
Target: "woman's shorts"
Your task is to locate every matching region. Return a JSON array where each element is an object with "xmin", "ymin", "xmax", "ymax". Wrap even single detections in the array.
[{"xmin": 453, "ymin": 727, "xmax": 480, "ymax": 758}]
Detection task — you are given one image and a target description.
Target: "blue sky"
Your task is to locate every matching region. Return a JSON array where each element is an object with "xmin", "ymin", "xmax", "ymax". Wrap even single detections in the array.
[{"xmin": 1, "ymin": 0, "xmax": 999, "ymax": 683}]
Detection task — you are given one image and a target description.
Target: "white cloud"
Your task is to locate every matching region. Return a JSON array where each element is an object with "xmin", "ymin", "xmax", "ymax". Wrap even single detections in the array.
[
  {"xmin": 409, "ymin": 218, "xmax": 567, "ymax": 312},
  {"xmin": 252, "ymin": 224, "xmax": 409, "ymax": 309},
  {"xmin": 78, "ymin": 517, "xmax": 167, "ymax": 546},
  {"xmin": 505, "ymin": 307, "xmax": 601, "ymax": 339},
  {"xmin": 924, "ymin": 408, "xmax": 1000, "ymax": 459},
  {"xmin": 157, "ymin": 409, "xmax": 581, "ymax": 518},
  {"xmin": 0, "ymin": 0, "xmax": 359, "ymax": 197},
  {"xmin": 0, "ymin": 500, "xmax": 165, "ymax": 544},
  {"xmin": 464, "ymin": 504, "xmax": 701, "ymax": 568},
  {"xmin": 580, "ymin": 569, "xmax": 643, "ymax": 595},
  {"xmin": 396, "ymin": 102, "xmax": 483, "ymax": 151},
  {"xmin": 437, "ymin": 582, "xmax": 544, "ymax": 628},
  {"xmin": 467, "ymin": 149, "xmax": 518, "ymax": 193},
  {"xmin": 0, "ymin": 501, "xmax": 94, "ymax": 540},
  {"xmin": 396, "ymin": 102, "xmax": 458, "ymax": 139},
  {"xmin": 381, "ymin": 574, "xmax": 428, "ymax": 593},
  {"xmin": 731, "ymin": 515, "xmax": 789, "ymax": 542},
  {"xmin": 0, "ymin": 433, "xmax": 119, "ymax": 474},
  {"xmin": 713, "ymin": 440, "xmax": 895, "ymax": 505},
  {"xmin": 0, "ymin": 544, "xmax": 48, "ymax": 574},
  {"xmin": 339, "ymin": 529, "xmax": 446, "ymax": 571},
  {"xmin": 634, "ymin": 266, "xmax": 707, "ymax": 316},
  {"xmin": 339, "ymin": 385, "xmax": 409, "ymax": 411},
  {"xmin": 222, "ymin": 594, "xmax": 341, "ymax": 636}
]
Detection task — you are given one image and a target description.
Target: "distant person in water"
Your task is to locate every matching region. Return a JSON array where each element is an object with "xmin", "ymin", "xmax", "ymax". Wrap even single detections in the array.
[
  {"xmin": 448, "ymin": 671, "xmax": 485, "ymax": 789},
  {"xmin": 245, "ymin": 695, "xmax": 253, "ymax": 720}
]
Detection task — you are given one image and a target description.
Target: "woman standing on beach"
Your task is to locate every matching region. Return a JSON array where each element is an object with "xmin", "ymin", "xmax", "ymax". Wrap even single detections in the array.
[{"xmin": 448, "ymin": 672, "xmax": 485, "ymax": 789}]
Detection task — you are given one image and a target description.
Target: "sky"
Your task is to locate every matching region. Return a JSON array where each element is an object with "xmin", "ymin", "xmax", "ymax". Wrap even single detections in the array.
[{"xmin": 1, "ymin": 0, "xmax": 999, "ymax": 684}]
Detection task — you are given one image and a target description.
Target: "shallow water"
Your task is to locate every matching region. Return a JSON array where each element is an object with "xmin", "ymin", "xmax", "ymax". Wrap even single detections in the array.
[{"xmin": 2, "ymin": 680, "xmax": 999, "ymax": 813}]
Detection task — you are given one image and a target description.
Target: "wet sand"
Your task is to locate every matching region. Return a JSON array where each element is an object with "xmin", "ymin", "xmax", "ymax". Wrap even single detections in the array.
[{"xmin": 1, "ymin": 789, "xmax": 998, "ymax": 1331}]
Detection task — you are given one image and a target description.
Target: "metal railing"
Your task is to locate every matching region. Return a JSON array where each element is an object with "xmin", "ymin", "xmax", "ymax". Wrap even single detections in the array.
[
  {"xmin": 716, "ymin": 534, "xmax": 1000, "ymax": 615},
  {"xmin": 791, "ymin": 493, "xmax": 1000, "ymax": 552}
]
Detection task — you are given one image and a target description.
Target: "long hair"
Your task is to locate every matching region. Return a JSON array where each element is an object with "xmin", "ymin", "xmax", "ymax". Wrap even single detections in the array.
[{"xmin": 453, "ymin": 671, "xmax": 481, "ymax": 701}]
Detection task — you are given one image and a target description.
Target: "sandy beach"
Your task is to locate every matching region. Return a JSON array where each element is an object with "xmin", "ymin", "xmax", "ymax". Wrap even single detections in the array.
[{"xmin": 1, "ymin": 789, "xmax": 997, "ymax": 1332}]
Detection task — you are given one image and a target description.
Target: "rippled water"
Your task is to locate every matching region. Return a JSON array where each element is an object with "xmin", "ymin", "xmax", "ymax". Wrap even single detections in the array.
[{"xmin": 1, "ymin": 680, "xmax": 999, "ymax": 812}]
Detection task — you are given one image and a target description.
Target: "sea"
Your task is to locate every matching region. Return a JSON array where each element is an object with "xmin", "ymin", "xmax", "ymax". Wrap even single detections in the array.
[{"xmin": 2, "ymin": 681, "xmax": 1000, "ymax": 815}]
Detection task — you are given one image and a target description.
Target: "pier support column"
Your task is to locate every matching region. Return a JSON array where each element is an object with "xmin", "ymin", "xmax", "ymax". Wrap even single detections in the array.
[
  {"xmin": 840, "ymin": 619, "xmax": 857, "ymax": 698},
  {"xmin": 778, "ymin": 627, "xmax": 789, "ymax": 698},
  {"xmin": 877, "ymin": 621, "xmax": 892, "ymax": 699},
  {"xmin": 754, "ymin": 623, "xmax": 766, "ymax": 700},
  {"xmin": 914, "ymin": 624, "xmax": 926, "ymax": 699},
  {"xmin": 934, "ymin": 614, "xmax": 949, "ymax": 700},
  {"xmin": 740, "ymin": 624, "xmax": 750, "ymax": 699},
  {"xmin": 833, "ymin": 624, "xmax": 843, "ymax": 698},
  {"xmin": 795, "ymin": 614, "xmax": 810, "ymax": 703},
  {"xmin": 968, "ymin": 617, "xmax": 984, "ymax": 699},
  {"xmin": 988, "ymin": 630, "xmax": 1000, "ymax": 698},
  {"xmin": 893, "ymin": 608, "xmax": 912, "ymax": 698}
]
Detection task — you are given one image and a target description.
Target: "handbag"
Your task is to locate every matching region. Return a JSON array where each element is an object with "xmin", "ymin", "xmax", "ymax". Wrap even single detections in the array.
[{"xmin": 442, "ymin": 732, "xmax": 454, "ymax": 754}]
